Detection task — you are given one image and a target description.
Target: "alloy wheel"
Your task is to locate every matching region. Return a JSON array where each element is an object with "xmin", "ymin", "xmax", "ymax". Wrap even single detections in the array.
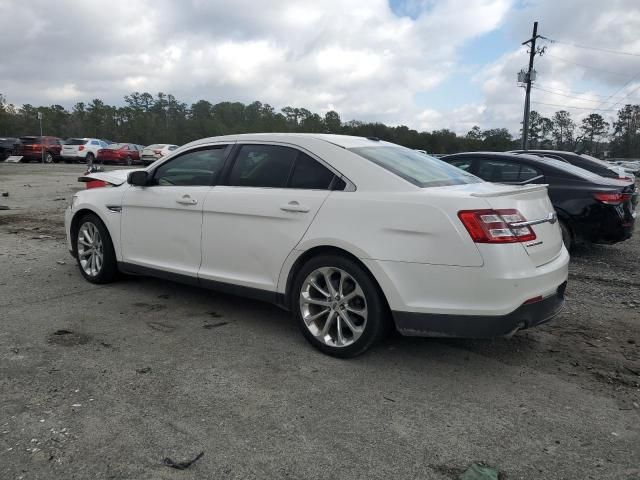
[
  {"xmin": 45, "ymin": 152, "xmax": 53, "ymax": 163},
  {"xmin": 77, "ymin": 222, "xmax": 104, "ymax": 277},
  {"xmin": 299, "ymin": 267, "xmax": 368, "ymax": 348}
]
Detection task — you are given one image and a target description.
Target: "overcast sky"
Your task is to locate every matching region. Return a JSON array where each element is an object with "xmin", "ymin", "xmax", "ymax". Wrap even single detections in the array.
[{"xmin": 1, "ymin": 0, "xmax": 639, "ymax": 133}]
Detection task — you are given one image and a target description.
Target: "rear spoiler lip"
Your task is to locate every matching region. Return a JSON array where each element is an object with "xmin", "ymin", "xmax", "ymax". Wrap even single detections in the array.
[
  {"xmin": 470, "ymin": 184, "xmax": 548, "ymax": 197},
  {"xmin": 77, "ymin": 175, "xmax": 122, "ymax": 185}
]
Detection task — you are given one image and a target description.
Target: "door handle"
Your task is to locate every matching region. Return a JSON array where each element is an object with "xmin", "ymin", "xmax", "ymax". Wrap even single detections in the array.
[
  {"xmin": 280, "ymin": 201, "xmax": 310, "ymax": 213},
  {"xmin": 176, "ymin": 195, "xmax": 198, "ymax": 205}
]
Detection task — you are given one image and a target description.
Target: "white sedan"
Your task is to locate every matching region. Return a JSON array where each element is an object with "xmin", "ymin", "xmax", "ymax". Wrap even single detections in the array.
[{"xmin": 65, "ymin": 134, "xmax": 569, "ymax": 357}]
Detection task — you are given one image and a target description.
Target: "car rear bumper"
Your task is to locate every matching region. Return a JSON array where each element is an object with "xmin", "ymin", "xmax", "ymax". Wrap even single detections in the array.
[
  {"xmin": 393, "ymin": 281, "xmax": 566, "ymax": 337},
  {"xmin": 572, "ymin": 206, "xmax": 635, "ymax": 244}
]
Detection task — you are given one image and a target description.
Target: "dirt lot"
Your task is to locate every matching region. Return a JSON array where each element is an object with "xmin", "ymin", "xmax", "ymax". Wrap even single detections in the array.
[{"xmin": 1, "ymin": 162, "xmax": 639, "ymax": 480}]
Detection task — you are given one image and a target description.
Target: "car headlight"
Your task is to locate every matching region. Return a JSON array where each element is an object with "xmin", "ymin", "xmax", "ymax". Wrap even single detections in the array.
[{"xmin": 70, "ymin": 194, "xmax": 79, "ymax": 209}]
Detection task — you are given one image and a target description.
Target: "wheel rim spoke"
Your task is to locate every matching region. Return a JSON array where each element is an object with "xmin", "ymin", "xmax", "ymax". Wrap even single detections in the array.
[{"xmin": 309, "ymin": 278, "xmax": 330, "ymax": 298}]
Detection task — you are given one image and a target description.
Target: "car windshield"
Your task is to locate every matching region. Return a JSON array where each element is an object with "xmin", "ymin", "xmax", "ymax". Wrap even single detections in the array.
[
  {"xmin": 349, "ymin": 145, "xmax": 482, "ymax": 187},
  {"xmin": 66, "ymin": 138, "xmax": 88, "ymax": 145}
]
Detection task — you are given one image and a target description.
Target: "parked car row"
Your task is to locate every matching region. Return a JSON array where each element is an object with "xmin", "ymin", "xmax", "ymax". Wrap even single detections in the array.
[
  {"xmin": 0, "ymin": 136, "xmax": 179, "ymax": 165},
  {"xmin": 442, "ymin": 151, "xmax": 637, "ymax": 250}
]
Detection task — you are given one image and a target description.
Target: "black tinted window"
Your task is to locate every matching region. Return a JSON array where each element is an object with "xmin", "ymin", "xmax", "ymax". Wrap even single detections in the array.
[
  {"xmin": 477, "ymin": 159, "xmax": 540, "ymax": 183},
  {"xmin": 229, "ymin": 145, "xmax": 297, "ymax": 188},
  {"xmin": 447, "ymin": 158, "xmax": 473, "ymax": 172},
  {"xmin": 153, "ymin": 147, "xmax": 227, "ymax": 186},
  {"xmin": 289, "ymin": 153, "xmax": 335, "ymax": 189}
]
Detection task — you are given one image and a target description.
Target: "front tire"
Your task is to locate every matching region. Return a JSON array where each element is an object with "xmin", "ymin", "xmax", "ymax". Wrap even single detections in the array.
[
  {"xmin": 291, "ymin": 255, "xmax": 388, "ymax": 358},
  {"xmin": 44, "ymin": 152, "xmax": 54, "ymax": 163},
  {"xmin": 125, "ymin": 156, "xmax": 132, "ymax": 166},
  {"xmin": 74, "ymin": 213, "xmax": 118, "ymax": 284}
]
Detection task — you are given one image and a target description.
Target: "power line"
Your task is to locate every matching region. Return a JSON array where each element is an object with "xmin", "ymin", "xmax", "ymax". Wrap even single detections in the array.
[
  {"xmin": 531, "ymin": 85, "xmax": 640, "ymax": 103},
  {"xmin": 541, "ymin": 37, "xmax": 640, "ymax": 57},
  {"xmin": 544, "ymin": 52, "xmax": 630, "ymax": 77},
  {"xmin": 534, "ymin": 84, "xmax": 631, "ymax": 100},
  {"xmin": 530, "ymin": 101, "xmax": 617, "ymax": 111},
  {"xmin": 594, "ymin": 72, "xmax": 640, "ymax": 110},
  {"xmin": 606, "ymin": 83, "xmax": 640, "ymax": 111},
  {"xmin": 532, "ymin": 86, "xmax": 601, "ymax": 102}
]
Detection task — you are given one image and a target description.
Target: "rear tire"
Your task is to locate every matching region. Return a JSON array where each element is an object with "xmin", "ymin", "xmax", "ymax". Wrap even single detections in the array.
[
  {"xmin": 44, "ymin": 152, "xmax": 54, "ymax": 164},
  {"xmin": 560, "ymin": 220, "xmax": 572, "ymax": 252},
  {"xmin": 85, "ymin": 153, "xmax": 95, "ymax": 167},
  {"xmin": 291, "ymin": 254, "xmax": 389, "ymax": 358},
  {"xmin": 126, "ymin": 156, "xmax": 132, "ymax": 166},
  {"xmin": 74, "ymin": 213, "xmax": 118, "ymax": 284}
]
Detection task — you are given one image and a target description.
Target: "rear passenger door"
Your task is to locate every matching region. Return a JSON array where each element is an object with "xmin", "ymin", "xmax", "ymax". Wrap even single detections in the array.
[{"xmin": 199, "ymin": 143, "xmax": 340, "ymax": 293}]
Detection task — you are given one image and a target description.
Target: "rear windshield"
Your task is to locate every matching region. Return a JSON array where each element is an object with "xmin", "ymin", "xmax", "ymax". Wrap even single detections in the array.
[
  {"xmin": 107, "ymin": 143, "xmax": 127, "ymax": 149},
  {"xmin": 66, "ymin": 138, "xmax": 88, "ymax": 145},
  {"xmin": 541, "ymin": 157, "xmax": 606, "ymax": 181},
  {"xmin": 146, "ymin": 144, "xmax": 165, "ymax": 149},
  {"xmin": 19, "ymin": 137, "xmax": 40, "ymax": 144},
  {"xmin": 349, "ymin": 145, "xmax": 482, "ymax": 187}
]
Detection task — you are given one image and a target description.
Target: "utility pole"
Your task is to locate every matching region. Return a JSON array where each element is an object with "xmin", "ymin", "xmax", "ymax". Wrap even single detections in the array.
[
  {"xmin": 37, "ymin": 111, "xmax": 44, "ymax": 163},
  {"xmin": 520, "ymin": 21, "xmax": 543, "ymax": 150}
]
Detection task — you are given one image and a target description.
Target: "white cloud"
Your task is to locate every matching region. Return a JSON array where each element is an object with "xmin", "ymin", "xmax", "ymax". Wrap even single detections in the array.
[{"xmin": 0, "ymin": 0, "xmax": 637, "ymax": 134}]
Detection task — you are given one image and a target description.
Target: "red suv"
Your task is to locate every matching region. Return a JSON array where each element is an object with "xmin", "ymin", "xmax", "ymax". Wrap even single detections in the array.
[{"xmin": 14, "ymin": 136, "xmax": 63, "ymax": 163}]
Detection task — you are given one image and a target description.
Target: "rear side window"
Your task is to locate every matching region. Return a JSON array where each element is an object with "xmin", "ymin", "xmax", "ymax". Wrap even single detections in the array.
[
  {"xmin": 447, "ymin": 158, "xmax": 473, "ymax": 172},
  {"xmin": 91, "ymin": 140, "xmax": 100, "ymax": 145},
  {"xmin": 152, "ymin": 147, "xmax": 228, "ymax": 186},
  {"xmin": 349, "ymin": 146, "xmax": 481, "ymax": 187},
  {"xmin": 289, "ymin": 153, "xmax": 335, "ymax": 189},
  {"xmin": 477, "ymin": 160, "xmax": 541, "ymax": 183},
  {"xmin": 228, "ymin": 145, "xmax": 298, "ymax": 188}
]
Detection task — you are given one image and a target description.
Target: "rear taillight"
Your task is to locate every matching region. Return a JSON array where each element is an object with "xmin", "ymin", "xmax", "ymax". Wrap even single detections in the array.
[
  {"xmin": 79, "ymin": 145, "xmax": 85, "ymax": 151},
  {"xmin": 153, "ymin": 149, "xmax": 162, "ymax": 155},
  {"xmin": 458, "ymin": 209, "xmax": 537, "ymax": 244},
  {"xmin": 593, "ymin": 192, "xmax": 631, "ymax": 205},
  {"xmin": 619, "ymin": 176, "xmax": 633, "ymax": 182},
  {"xmin": 85, "ymin": 180, "xmax": 107, "ymax": 189}
]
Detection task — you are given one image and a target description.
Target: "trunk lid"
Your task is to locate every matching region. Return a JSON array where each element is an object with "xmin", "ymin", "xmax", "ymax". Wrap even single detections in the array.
[
  {"xmin": 471, "ymin": 184, "xmax": 563, "ymax": 266},
  {"xmin": 77, "ymin": 169, "xmax": 140, "ymax": 186}
]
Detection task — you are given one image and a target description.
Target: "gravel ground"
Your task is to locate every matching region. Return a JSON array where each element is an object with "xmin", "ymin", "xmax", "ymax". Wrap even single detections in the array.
[{"xmin": 1, "ymin": 162, "xmax": 639, "ymax": 480}]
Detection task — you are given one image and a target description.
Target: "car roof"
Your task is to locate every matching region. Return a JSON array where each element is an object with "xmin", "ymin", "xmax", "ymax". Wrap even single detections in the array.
[{"xmin": 184, "ymin": 133, "xmax": 391, "ymax": 149}]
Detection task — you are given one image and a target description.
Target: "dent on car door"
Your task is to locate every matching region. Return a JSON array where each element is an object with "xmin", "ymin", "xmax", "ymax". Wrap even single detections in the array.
[
  {"xmin": 120, "ymin": 145, "xmax": 231, "ymax": 276},
  {"xmin": 199, "ymin": 143, "xmax": 340, "ymax": 292}
]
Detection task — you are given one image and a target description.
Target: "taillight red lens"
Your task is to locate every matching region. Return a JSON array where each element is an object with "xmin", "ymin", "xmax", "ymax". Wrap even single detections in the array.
[
  {"xmin": 153, "ymin": 149, "xmax": 162, "ymax": 154},
  {"xmin": 458, "ymin": 209, "xmax": 537, "ymax": 243},
  {"xmin": 593, "ymin": 192, "xmax": 630, "ymax": 205},
  {"xmin": 85, "ymin": 180, "xmax": 107, "ymax": 189},
  {"xmin": 79, "ymin": 145, "xmax": 85, "ymax": 151}
]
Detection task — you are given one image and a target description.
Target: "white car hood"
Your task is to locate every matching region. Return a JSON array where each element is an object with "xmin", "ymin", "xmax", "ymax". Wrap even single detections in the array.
[{"xmin": 77, "ymin": 168, "xmax": 142, "ymax": 186}]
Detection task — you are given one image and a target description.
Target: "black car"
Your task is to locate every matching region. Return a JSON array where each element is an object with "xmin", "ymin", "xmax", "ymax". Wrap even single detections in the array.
[
  {"xmin": 442, "ymin": 152, "xmax": 637, "ymax": 250},
  {"xmin": 0, "ymin": 137, "xmax": 18, "ymax": 160},
  {"xmin": 511, "ymin": 149, "xmax": 631, "ymax": 181}
]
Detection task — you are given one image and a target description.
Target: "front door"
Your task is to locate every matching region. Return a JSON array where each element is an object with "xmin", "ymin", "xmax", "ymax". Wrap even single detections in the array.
[{"xmin": 120, "ymin": 144, "xmax": 231, "ymax": 277}]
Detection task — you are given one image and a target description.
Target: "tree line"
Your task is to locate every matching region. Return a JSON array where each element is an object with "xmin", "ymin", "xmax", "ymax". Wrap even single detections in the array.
[{"xmin": 0, "ymin": 92, "xmax": 638, "ymax": 157}]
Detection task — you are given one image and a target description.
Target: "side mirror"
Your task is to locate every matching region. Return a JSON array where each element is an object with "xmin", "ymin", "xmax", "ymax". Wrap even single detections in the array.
[{"xmin": 128, "ymin": 170, "xmax": 149, "ymax": 186}]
